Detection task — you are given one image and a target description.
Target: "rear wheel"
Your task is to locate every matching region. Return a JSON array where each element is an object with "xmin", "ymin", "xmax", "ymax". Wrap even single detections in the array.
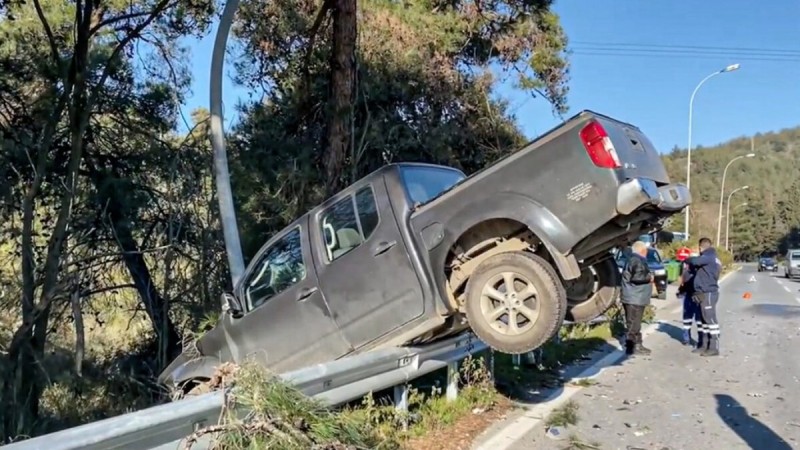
[
  {"xmin": 464, "ymin": 251, "xmax": 567, "ymax": 354},
  {"xmin": 564, "ymin": 258, "xmax": 620, "ymax": 323}
]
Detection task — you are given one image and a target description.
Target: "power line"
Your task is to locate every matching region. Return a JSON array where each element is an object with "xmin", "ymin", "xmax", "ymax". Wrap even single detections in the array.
[
  {"xmin": 570, "ymin": 49, "xmax": 800, "ymax": 63},
  {"xmin": 570, "ymin": 41, "xmax": 800, "ymax": 56}
]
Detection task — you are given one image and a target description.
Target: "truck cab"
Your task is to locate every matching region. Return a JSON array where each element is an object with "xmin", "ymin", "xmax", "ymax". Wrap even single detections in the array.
[{"xmin": 159, "ymin": 164, "xmax": 468, "ymax": 391}]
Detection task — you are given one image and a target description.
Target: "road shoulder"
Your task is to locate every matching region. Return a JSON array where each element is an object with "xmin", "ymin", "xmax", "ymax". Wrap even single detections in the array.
[{"xmin": 472, "ymin": 267, "xmax": 740, "ymax": 450}]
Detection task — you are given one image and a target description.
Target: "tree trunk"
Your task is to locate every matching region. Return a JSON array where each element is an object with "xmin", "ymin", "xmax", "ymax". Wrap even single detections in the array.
[
  {"xmin": 114, "ymin": 223, "xmax": 181, "ymax": 366},
  {"xmin": 83, "ymin": 156, "xmax": 182, "ymax": 369},
  {"xmin": 2, "ymin": 88, "xmax": 69, "ymax": 443},
  {"xmin": 324, "ymin": 0, "xmax": 357, "ymax": 196}
]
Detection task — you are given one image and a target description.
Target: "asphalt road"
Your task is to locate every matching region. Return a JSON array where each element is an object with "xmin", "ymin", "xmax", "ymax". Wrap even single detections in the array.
[{"xmin": 507, "ymin": 264, "xmax": 800, "ymax": 450}]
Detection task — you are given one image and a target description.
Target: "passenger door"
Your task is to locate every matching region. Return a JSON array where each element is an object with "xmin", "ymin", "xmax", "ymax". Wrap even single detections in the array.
[
  {"xmin": 312, "ymin": 181, "xmax": 425, "ymax": 349},
  {"xmin": 223, "ymin": 221, "xmax": 351, "ymax": 373}
]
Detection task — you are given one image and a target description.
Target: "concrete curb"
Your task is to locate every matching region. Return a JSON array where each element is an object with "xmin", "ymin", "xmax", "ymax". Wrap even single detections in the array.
[{"xmin": 472, "ymin": 266, "xmax": 740, "ymax": 450}]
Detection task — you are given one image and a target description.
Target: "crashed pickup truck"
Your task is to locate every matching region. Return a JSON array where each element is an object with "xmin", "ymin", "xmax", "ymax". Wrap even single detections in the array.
[{"xmin": 160, "ymin": 110, "xmax": 690, "ymax": 393}]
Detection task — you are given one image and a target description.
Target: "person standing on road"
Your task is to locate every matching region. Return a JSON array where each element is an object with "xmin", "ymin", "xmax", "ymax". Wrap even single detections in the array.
[
  {"xmin": 686, "ymin": 238, "xmax": 722, "ymax": 357},
  {"xmin": 620, "ymin": 241, "xmax": 653, "ymax": 356},
  {"xmin": 677, "ymin": 259, "xmax": 704, "ymax": 348}
]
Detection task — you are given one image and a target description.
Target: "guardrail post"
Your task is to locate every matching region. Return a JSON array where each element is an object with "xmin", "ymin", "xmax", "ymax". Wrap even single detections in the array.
[
  {"xmin": 394, "ymin": 384, "xmax": 409, "ymax": 412},
  {"xmin": 488, "ymin": 350, "xmax": 495, "ymax": 380},
  {"xmin": 446, "ymin": 360, "xmax": 459, "ymax": 401}
]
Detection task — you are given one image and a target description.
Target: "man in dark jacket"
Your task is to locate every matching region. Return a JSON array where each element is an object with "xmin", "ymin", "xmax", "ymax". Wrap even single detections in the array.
[
  {"xmin": 621, "ymin": 241, "xmax": 653, "ymax": 356},
  {"xmin": 677, "ymin": 260, "xmax": 704, "ymax": 348},
  {"xmin": 686, "ymin": 237, "xmax": 722, "ymax": 357}
]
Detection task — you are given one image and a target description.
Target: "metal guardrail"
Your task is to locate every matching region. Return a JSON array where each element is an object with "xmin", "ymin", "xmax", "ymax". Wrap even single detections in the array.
[{"xmin": 6, "ymin": 332, "xmax": 487, "ymax": 450}]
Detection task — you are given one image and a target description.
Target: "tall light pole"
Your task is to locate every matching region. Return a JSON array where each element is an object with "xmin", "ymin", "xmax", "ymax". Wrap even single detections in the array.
[
  {"xmin": 726, "ymin": 202, "xmax": 748, "ymax": 252},
  {"xmin": 685, "ymin": 63, "xmax": 741, "ymax": 239},
  {"xmin": 716, "ymin": 152, "xmax": 755, "ymax": 246},
  {"xmin": 210, "ymin": 0, "xmax": 245, "ymax": 286},
  {"xmin": 724, "ymin": 186, "xmax": 749, "ymax": 250}
]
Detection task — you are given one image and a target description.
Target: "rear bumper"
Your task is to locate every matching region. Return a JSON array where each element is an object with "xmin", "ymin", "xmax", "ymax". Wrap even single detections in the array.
[{"xmin": 616, "ymin": 178, "xmax": 691, "ymax": 215}]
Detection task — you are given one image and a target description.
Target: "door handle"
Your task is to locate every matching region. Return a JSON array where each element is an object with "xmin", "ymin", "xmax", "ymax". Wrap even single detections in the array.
[
  {"xmin": 373, "ymin": 240, "xmax": 397, "ymax": 256},
  {"xmin": 296, "ymin": 287, "xmax": 318, "ymax": 301}
]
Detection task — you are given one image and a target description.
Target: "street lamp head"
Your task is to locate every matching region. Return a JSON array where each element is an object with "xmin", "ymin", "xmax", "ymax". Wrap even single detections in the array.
[
  {"xmin": 745, "ymin": 153, "xmax": 755, "ymax": 158},
  {"xmin": 723, "ymin": 63, "xmax": 741, "ymax": 72}
]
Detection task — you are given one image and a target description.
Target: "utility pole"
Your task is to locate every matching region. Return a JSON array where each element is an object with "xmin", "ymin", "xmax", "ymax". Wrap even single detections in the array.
[{"xmin": 210, "ymin": 0, "xmax": 246, "ymax": 287}]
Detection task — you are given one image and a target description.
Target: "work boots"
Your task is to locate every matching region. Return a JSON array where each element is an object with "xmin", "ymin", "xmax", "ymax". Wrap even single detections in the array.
[
  {"xmin": 634, "ymin": 343, "xmax": 652, "ymax": 355},
  {"xmin": 691, "ymin": 334, "xmax": 706, "ymax": 353},
  {"xmin": 625, "ymin": 340, "xmax": 651, "ymax": 356},
  {"xmin": 701, "ymin": 337, "xmax": 720, "ymax": 357}
]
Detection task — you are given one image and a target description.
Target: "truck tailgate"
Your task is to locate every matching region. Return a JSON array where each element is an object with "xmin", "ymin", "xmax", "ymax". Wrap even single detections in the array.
[{"xmin": 596, "ymin": 115, "xmax": 670, "ymax": 185}]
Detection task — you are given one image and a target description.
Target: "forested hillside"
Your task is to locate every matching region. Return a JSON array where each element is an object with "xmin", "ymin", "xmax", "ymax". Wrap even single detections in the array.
[{"xmin": 660, "ymin": 127, "xmax": 800, "ymax": 259}]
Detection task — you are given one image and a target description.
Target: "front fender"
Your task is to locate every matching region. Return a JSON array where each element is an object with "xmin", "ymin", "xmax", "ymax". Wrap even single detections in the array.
[
  {"xmin": 158, "ymin": 352, "xmax": 221, "ymax": 388},
  {"xmin": 444, "ymin": 192, "xmax": 581, "ymax": 279}
]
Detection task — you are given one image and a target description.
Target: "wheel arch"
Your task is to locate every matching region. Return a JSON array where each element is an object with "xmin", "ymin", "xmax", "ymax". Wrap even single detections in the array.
[
  {"xmin": 159, "ymin": 354, "xmax": 220, "ymax": 393},
  {"xmin": 441, "ymin": 193, "xmax": 581, "ymax": 297}
]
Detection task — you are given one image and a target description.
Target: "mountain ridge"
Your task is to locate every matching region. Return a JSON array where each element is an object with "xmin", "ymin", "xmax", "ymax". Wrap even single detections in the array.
[{"xmin": 659, "ymin": 124, "xmax": 800, "ymax": 258}]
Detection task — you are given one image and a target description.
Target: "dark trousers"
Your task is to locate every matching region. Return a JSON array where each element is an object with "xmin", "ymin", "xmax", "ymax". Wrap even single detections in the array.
[
  {"xmin": 682, "ymin": 294, "xmax": 705, "ymax": 336},
  {"xmin": 694, "ymin": 291, "xmax": 720, "ymax": 350},
  {"xmin": 682, "ymin": 295, "xmax": 702, "ymax": 327},
  {"xmin": 623, "ymin": 303, "xmax": 646, "ymax": 344}
]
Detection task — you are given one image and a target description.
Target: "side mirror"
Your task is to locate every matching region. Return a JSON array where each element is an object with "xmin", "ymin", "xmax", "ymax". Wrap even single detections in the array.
[{"xmin": 221, "ymin": 292, "xmax": 243, "ymax": 319}]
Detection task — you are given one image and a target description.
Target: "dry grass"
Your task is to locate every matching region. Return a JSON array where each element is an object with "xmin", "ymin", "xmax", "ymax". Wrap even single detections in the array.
[
  {"xmin": 189, "ymin": 355, "xmax": 503, "ymax": 450},
  {"xmin": 545, "ymin": 400, "xmax": 579, "ymax": 428}
]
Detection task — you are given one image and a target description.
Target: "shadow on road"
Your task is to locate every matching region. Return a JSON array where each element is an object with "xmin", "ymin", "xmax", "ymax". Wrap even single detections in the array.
[
  {"xmin": 494, "ymin": 338, "xmax": 624, "ymax": 406},
  {"xmin": 654, "ymin": 320, "xmax": 686, "ymax": 345},
  {"xmin": 746, "ymin": 303, "xmax": 800, "ymax": 318},
  {"xmin": 715, "ymin": 394, "xmax": 793, "ymax": 450}
]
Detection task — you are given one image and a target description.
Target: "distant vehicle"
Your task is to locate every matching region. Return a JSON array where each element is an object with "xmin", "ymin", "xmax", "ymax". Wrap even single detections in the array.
[
  {"xmin": 785, "ymin": 249, "xmax": 800, "ymax": 279},
  {"xmin": 158, "ymin": 111, "xmax": 690, "ymax": 394},
  {"xmin": 758, "ymin": 257, "xmax": 777, "ymax": 272},
  {"xmin": 671, "ymin": 232, "xmax": 689, "ymax": 242},
  {"xmin": 615, "ymin": 247, "xmax": 668, "ymax": 299}
]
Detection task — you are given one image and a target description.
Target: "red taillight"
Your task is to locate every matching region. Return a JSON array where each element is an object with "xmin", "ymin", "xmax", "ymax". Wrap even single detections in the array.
[{"xmin": 579, "ymin": 120, "xmax": 621, "ymax": 169}]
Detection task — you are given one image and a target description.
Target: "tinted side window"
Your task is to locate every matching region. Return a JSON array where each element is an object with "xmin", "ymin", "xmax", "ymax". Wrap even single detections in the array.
[
  {"xmin": 356, "ymin": 187, "xmax": 379, "ymax": 239},
  {"xmin": 244, "ymin": 228, "xmax": 306, "ymax": 309},
  {"xmin": 400, "ymin": 166, "xmax": 465, "ymax": 205},
  {"xmin": 320, "ymin": 185, "xmax": 380, "ymax": 262}
]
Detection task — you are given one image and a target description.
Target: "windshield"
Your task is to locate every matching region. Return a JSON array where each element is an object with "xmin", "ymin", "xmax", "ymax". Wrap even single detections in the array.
[
  {"xmin": 791, "ymin": 252, "xmax": 800, "ymax": 261},
  {"xmin": 762, "ymin": 258, "xmax": 774, "ymax": 264},
  {"xmin": 400, "ymin": 165, "xmax": 466, "ymax": 205}
]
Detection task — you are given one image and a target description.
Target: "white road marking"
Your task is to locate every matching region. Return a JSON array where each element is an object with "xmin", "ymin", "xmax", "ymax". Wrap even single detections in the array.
[
  {"xmin": 778, "ymin": 279, "xmax": 784, "ymax": 285},
  {"xmin": 784, "ymin": 286, "xmax": 792, "ymax": 293},
  {"xmin": 477, "ymin": 267, "xmax": 741, "ymax": 450}
]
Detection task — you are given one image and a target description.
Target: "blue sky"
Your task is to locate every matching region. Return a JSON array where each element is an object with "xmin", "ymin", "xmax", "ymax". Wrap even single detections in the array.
[{"xmin": 182, "ymin": 0, "xmax": 800, "ymax": 153}]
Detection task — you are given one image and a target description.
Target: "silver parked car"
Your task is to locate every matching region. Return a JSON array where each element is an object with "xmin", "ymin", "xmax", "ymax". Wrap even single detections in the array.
[{"xmin": 785, "ymin": 249, "xmax": 800, "ymax": 279}]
